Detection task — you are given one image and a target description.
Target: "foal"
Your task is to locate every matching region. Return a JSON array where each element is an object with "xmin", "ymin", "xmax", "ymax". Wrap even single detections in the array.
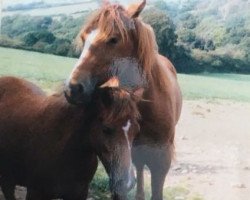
[{"xmin": 0, "ymin": 76, "xmax": 141, "ymax": 200}]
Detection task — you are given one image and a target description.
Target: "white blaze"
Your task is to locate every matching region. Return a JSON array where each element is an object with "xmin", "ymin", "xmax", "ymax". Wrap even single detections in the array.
[
  {"xmin": 123, "ymin": 120, "xmax": 132, "ymax": 150},
  {"xmin": 68, "ymin": 29, "xmax": 99, "ymax": 81},
  {"xmin": 122, "ymin": 120, "xmax": 133, "ymax": 188}
]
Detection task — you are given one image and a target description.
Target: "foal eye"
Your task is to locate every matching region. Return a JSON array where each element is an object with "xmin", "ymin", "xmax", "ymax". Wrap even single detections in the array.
[
  {"xmin": 102, "ymin": 125, "xmax": 116, "ymax": 135},
  {"xmin": 106, "ymin": 37, "xmax": 119, "ymax": 45}
]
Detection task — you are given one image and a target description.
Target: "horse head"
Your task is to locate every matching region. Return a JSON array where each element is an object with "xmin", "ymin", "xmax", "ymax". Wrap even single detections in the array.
[{"xmin": 64, "ymin": 0, "xmax": 156, "ymax": 104}]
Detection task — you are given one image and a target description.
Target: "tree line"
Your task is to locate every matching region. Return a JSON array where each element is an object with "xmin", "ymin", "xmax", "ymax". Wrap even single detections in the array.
[{"xmin": 0, "ymin": 2, "xmax": 249, "ymax": 73}]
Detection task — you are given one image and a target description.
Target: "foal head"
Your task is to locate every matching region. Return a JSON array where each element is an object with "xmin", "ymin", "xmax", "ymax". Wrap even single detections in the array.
[
  {"xmin": 64, "ymin": 0, "xmax": 157, "ymax": 104},
  {"xmin": 89, "ymin": 78, "xmax": 143, "ymax": 196}
]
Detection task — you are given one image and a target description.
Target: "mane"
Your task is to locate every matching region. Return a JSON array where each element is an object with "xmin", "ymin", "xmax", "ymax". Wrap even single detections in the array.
[
  {"xmin": 78, "ymin": 4, "xmax": 158, "ymax": 76},
  {"xmin": 134, "ymin": 20, "xmax": 158, "ymax": 75}
]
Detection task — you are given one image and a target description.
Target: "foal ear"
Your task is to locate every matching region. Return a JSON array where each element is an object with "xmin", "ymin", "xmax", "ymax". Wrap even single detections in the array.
[
  {"xmin": 132, "ymin": 87, "xmax": 144, "ymax": 102},
  {"xmin": 100, "ymin": 77, "xmax": 119, "ymax": 88},
  {"xmin": 99, "ymin": 77, "xmax": 120, "ymax": 107},
  {"xmin": 127, "ymin": 0, "xmax": 146, "ymax": 18},
  {"xmin": 99, "ymin": 88, "xmax": 113, "ymax": 107}
]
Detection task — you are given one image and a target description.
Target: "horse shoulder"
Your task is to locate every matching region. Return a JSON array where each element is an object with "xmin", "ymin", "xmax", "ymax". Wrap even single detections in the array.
[
  {"xmin": 155, "ymin": 54, "xmax": 182, "ymax": 124},
  {"xmin": 157, "ymin": 54, "xmax": 177, "ymax": 78}
]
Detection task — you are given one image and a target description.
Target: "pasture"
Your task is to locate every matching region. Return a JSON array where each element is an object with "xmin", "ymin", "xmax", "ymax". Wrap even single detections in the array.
[
  {"xmin": 0, "ymin": 47, "xmax": 250, "ymax": 200},
  {"xmin": 2, "ymin": 2, "xmax": 98, "ymax": 17},
  {"xmin": 0, "ymin": 47, "xmax": 250, "ymax": 102}
]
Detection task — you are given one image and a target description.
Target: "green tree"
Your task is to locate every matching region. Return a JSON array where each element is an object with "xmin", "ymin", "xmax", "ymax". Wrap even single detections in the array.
[
  {"xmin": 23, "ymin": 30, "xmax": 55, "ymax": 46},
  {"xmin": 142, "ymin": 8, "xmax": 177, "ymax": 59}
]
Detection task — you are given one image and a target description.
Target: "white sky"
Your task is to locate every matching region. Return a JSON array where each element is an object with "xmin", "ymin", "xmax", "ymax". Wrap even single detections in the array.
[
  {"xmin": 2, "ymin": 0, "xmax": 91, "ymax": 7},
  {"xmin": 2, "ymin": 0, "xmax": 140, "ymax": 9}
]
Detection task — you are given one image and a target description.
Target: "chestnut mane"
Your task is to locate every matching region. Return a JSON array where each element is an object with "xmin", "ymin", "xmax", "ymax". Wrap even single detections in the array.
[{"xmin": 78, "ymin": 4, "xmax": 158, "ymax": 76}]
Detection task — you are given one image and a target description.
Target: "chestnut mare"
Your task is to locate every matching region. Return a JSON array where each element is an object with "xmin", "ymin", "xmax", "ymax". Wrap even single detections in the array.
[
  {"xmin": 64, "ymin": 1, "xmax": 182, "ymax": 199},
  {"xmin": 0, "ymin": 76, "xmax": 141, "ymax": 200}
]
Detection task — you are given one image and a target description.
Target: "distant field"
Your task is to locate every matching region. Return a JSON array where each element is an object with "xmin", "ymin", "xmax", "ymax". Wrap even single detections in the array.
[
  {"xmin": 2, "ymin": 2, "xmax": 98, "ymax": 17},
  {"xmin": 0, "ymin": 47, "xmax": 250, "ymax": 101},
  {"xmin": 0, "ymin": 47, "xmax": 75, "ymax": 93}
]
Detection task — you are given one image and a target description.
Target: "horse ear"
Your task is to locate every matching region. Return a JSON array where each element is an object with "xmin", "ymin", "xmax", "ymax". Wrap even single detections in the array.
[
  {"xmin": 132, "ymin": 87, "xmax": 144, "ymax": 102},
  {"xmin": 127, "ymin": 0, "xmax": 146, "ymax": 18}
]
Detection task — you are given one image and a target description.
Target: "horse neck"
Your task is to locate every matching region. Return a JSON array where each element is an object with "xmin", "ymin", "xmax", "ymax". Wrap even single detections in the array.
[{"xmin": 42, "ymin": 93, "xmax": 81, "ymax": 121}]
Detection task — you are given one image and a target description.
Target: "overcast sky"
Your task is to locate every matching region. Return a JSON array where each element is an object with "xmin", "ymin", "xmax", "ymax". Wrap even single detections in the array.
[
  {"xmin": 2, "ymin": 0, "xmax": 145, "ymax": 9},
  {"xmin": 2, "ymin": 0, "xmax": 88, "ymax": 7}
]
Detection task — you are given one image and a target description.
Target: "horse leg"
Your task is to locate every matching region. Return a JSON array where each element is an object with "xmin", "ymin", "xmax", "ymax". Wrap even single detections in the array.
[
  {"xmin": 135, "ymin": 164, "xmax": 145, "ymax": 200},
  {"xmin": 1, "ymin": 183, "xmax": 15, "ymax": 200},
  {"xmin": 132, "ymin": 145, "xmax": 146, "ymax": 200},
  {"xmin": 147, "ymin": 145, "xmax": 172, "ymax": 200}
]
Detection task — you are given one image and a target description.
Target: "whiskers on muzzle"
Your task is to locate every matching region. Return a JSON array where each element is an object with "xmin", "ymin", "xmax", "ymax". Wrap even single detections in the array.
[{"xmin": 109, "ymin": 164, "xmax": 136, "ymax": 195}]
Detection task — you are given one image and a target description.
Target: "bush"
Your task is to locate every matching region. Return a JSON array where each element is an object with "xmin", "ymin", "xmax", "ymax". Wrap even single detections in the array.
[
  {"xmin": 142, "ymin": 8, "xmax": 177, "ymax": 59},
  {"xmin": 30, "ymin": 31, "xmax": 56, "ymax": 44}
]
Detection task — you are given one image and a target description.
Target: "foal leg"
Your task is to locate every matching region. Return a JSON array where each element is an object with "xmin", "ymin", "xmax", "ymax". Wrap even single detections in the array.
[
  {"xmin": 1, "ymin": 176, "xmax": 16, "ymax": 200},
  {"xmin": 63, "ymin": 184, "xmax": 89, "ymax": 200},
  {"xmin": 147, "ymin": 145, "xmax": 172, "ymax": 200},
  {"xmin": 26, "ymin": 189, "xmax": 50, "ymax": 200},
  {"xmin": 1, "ymin": 183, "xmax": 15, "ymax": 200}
]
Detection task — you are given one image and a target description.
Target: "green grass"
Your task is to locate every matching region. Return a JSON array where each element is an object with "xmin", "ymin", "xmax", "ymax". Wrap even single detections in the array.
[
  {"xmin": 1, "ymin": 47, "xmax": 250, "ymax": 102},
  {"xmin": 0, "ymin": 47, "xmax": 76, "ymax": 93},
  {"xmin": 178, "ymin": 73, "xmax": 250, "ymax": 102}
]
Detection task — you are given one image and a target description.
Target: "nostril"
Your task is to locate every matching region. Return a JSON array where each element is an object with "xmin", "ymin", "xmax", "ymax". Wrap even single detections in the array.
[{"xmin": 69, "ymin": 83, "xmax": 84, "ymax": 95}]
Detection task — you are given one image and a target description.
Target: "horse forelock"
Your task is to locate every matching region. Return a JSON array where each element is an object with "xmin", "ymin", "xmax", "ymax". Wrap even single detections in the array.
[
  {"xmin": 77, "ymin": 4, "xmax": 158, "ymax": 76},
  {"xmin": 81, "ymin": 5, "xmax": 130, "ymax": 43}
]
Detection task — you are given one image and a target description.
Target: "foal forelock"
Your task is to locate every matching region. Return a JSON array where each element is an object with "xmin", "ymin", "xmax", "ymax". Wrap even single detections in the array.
[
  {"xmin": 102, "ymin": 97, "xmax": 140, "ymax": 126},
  {"xmin": 77, "ymin": 4, "xmax": 158, "ymax": 75}
]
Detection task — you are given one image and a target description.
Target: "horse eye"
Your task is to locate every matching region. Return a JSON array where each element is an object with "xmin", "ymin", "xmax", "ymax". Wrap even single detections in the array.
[
  {"xmin": 102, "ymin": 125, "xmax": 116, "ymax": 135},
  {"xmin": 107, "ymin": 37, "xmax": 118, "ymax": 45}
]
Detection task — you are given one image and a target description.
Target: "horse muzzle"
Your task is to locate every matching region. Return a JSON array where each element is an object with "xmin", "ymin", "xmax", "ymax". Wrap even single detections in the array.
[{"xmin": 64, "ymin": 82, "xmax": 92, "ymax": 105}]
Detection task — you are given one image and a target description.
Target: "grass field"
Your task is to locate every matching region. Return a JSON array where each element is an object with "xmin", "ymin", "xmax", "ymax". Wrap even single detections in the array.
[
  {"xmin": 3, "ymin": 2, "xmax": 98, "ymax": 17},
  {"xmin": 178, "ymin": 73, "xmax": 250, "ymax": 102},
  {"xmin": 1, "ymin": 47, "xmax": 250, "ymax": 102}
]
